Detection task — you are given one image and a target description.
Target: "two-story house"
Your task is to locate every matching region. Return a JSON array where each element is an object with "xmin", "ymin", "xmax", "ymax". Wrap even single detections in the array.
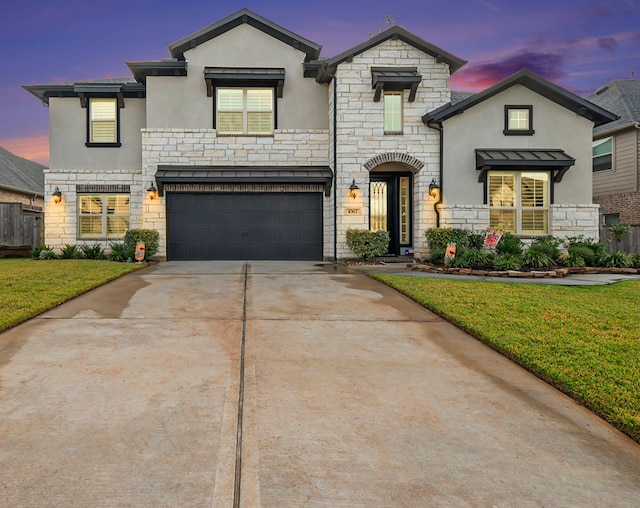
[
  {"xmin": 23, "ymin": 8, "xmax": 616, "ymax": 261},
  {"xmin": 587, "ymin": 79, "xmax": 640, "ymax": 225}
]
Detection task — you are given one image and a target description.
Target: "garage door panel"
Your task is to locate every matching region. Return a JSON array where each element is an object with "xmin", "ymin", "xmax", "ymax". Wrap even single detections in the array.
[{"xmin": 167, "ymin": 192, "xmax": 322, "ymax": 260}]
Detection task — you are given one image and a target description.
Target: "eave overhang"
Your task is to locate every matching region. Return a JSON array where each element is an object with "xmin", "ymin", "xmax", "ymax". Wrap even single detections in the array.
[
  {"xmin": 22, "ymin": 80, "xmax": 145, "ymax": 105},
  {"xmin": 154, "ymin": 166, "xmax": 334, "ymax": 196},
  {"xmin": 125, "ymin": 59, "xmax": 188, "ymax": 83},
  {"xmin": 475, "ymin": 148, "xmax": 576, "ymax": 183}
]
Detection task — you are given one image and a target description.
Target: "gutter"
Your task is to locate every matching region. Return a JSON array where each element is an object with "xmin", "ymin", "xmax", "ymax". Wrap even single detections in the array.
[{"xmin": 426, "ymin": 121, "xmax": 443, "ymax": 227}]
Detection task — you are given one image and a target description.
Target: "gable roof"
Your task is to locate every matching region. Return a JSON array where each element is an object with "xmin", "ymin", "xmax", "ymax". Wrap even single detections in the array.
[
  {"xmin": 168, "ymin": 8, "xmax": 322, "ymax": 62},
  {"xmin": 311, "ymin": 26, "xmax": 466, "ymax": 82},
  {"xmin": 423, "ymin": 69, "xmax": 618, "ymax": 127},
  {"xmin": 587, "ymin": 80, "xmax": 640, "ymax": 136},
  {"xmin": 0, "ymin": 145, "xmax": 46, "ymax": 196}
]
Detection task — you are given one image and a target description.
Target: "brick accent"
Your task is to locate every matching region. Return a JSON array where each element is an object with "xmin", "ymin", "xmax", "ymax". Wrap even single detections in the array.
[
  {"xmin": 363, "ymin": 153, "xmax": 424, "ymax": 172},
  {"xmin": 593, "ymin": 192, "xmax": 640, "ymax": 225},
  {"xmin": 76, "ymin": 184, "xmax": 131, "ymax": 193},
  {"xmin": 163, "ymin": 183, "xmax": 324, "ymax": 193}
]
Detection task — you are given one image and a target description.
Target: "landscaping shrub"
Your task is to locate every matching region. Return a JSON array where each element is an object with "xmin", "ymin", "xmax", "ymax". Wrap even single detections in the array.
[
  {"xmin": 607, "ymin": 223, "xmax": 631, "ymax": 242},
  {"xmin": 493, "ymin": 253, "xmax": 522, "ymax": 271},
  {"xmin": 467, "ymin": 232, "xmax": 486, "ymax": 251},
  {"xmin": 566, "ymin": 237, "xmax": 608, "ymax": 266},
  {"xmin": 496, "ymin": 232, "xmax": 523, "ymax": 256},
  {"xmin": 631, "ymin": 254, "xmax": 640, "ymax": 268},
  {"xmin": 30, "ymin": 245, "xmax": 51, "ymax": 259},
  {"xmin": 602, "ymin": 252, "xmax": 633, "ymax": 268},
  {"xmin": 38, "ymin": 248, "xmax": 58, "ymax": 260},
  {"xmin": 562, "ymin": 253, "xmax": 586, "ymax": 268},
  {"xmin": 454, "ymin": 249, "xmax": 495, "ymax": 269},
  {"xmin": 425, "ymin": 228, "xmax": 473, "ymax": 251},
  {"xmin": 60, "ymin": 244, "xmax": 83, "ymax": 259},
  {"xmin": 108, "ymin": 242, "xmax": 128, "ymax": 262},
  {"xmin": 521, "ymin": 248, "xmax": 553, "ymax": 269},
  {"xmin": 80, "ymin": 243, "xmax": 106, "ymax": 260},
  {"xmin": 428, "ymin": 247, "xmax": 446, "ymax": 265},
  {"xmin": 529, "ymin": 236, "xmax": 561, "ymax": 263},
  {"xmin": 124, "ymin": 229, "xmax": 160, "ymax": 259},
  {"xmin": 345, "ymin": 229, "xmax": 390, "ymax": 260}
]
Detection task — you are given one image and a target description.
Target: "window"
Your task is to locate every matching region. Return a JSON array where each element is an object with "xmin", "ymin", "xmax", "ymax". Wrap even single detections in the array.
[
  {"xmin": 489, "ymin": 171, "xmax": 549, "ymax": 234},
  {"xmin": 78, "ymin": 193, "xmax": 130, "ymax": 238},
  {"xmin": 593, "ymin": 137, "xmax": 613, "ymax": 171},
  {"xmin": 604, "ymin": 213, "xmax": 620, "ymax": 226},
  {"xmin": 87, "ymin": 98, "xmax": 119, "ymax": 146},
  {"xmin": 504, "ymin": 105, "xmax": 534, "ymax": 135},
  {"xmin": 216, "ymin": 88, "xmax": 273, "ymax": 135},
  {"xmin": 384, "ymin": 91, "xmax": 403, "ymax": 134}
]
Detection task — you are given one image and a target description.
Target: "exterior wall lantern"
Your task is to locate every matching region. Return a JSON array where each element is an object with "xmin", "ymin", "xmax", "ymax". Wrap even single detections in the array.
[
  {"xmin": 147, "ymin": 182, "xmax": 158, "ymax": 200},
  {"xmin": 428, "ymin": 178, "xmax": 440, "ymax": 199},
  {"xmin": 349, "ymin": 179, "xmax": 360, "ymax": 199},
  {"xmin": 52, "ymin": 187, "xmax": 62, "ymax": 204}
]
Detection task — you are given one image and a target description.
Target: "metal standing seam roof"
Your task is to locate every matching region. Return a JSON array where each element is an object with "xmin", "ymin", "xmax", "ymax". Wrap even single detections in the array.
[
  {"xmin": 371, "ymin": 67, "xmax": 422, "ymax": 102},
  {"xmin": 154, "ymin": 166, "xmax": 334, "ymax": 196},
  {"xmin": 475, "ymin": 148, "xmax": 576, "ymax": 183}
]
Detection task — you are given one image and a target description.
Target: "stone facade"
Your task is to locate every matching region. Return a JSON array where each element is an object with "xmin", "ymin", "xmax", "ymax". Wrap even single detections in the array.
[
  {"xmin": 549, "ymin": 204, "xmax": 600, "ymax": 240},
  {"xmin": 333, "ymin": 39, "xmax": 450, "ymax": 259},
  {"xmin": 436, "ymin": 205, "xmax": 490, "ymax": 232}
]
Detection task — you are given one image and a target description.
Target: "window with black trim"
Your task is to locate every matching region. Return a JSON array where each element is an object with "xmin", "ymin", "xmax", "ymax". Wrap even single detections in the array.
[
  {"xmin": 504, "ymin": 105, "xmax": 534, "ymax": 135},
  {"xmin": 592, "ymin": 137, "xmax": 613, "ymax": 171},
  {"xmin": 488, "ymin": 171, "xmax": 549, "ymax": 234},
  {"xmin": 78, "ymin": 193, "xmax": 129, "ymax": 238},
  {"xmin": 86, "ymin": 98, "xmax": 120, "ymax": 146},
  {"xmin": 384, "ymin": 91, "xmax": 403, "ymax": 134},
  {"xmin": 216, "ymin": 88, "xmax": 274, "ymax": 135}
]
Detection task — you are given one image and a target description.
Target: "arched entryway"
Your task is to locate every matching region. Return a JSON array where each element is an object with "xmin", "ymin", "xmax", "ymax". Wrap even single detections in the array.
[{"xmin": 364, "ymin": 154, "xmax": 423, "ymax": 256}]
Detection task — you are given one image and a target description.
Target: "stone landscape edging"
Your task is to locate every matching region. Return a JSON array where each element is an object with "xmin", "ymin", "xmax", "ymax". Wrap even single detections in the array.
[{"xmin": 409, "ymin": 265, "xmax": 640, "ymax": 279}]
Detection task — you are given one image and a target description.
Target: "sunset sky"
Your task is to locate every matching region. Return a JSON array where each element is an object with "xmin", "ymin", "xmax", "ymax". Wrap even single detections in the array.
[{"xmin": 2, "ymin": 0, "xmax": 639, "ymax": 165}]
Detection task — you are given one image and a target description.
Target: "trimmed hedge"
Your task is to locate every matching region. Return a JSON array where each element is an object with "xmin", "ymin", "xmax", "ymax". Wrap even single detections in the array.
[{"xmin": 346, "ymin": 229, "xmax": 390, "ymax": 260}]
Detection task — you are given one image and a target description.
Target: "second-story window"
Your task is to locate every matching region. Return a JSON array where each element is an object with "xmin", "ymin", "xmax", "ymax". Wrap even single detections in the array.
[
  {"xmin": 217, "ymin": 88, "xmax": 273, "ymax": 135},
  {"xmin": 592, "ymin": 137, "xmax": 613, "ymax": 171},
  {"xmin": 384, "ymin": 91, "xmax": 403, "ymax": 134},
  {"xmin": 88, "ymin": 98, "xmax": 119, "ymax": 145},
  {"xmin": 504, "ymin": 105, "xmax": 534, "ymax": 135}
]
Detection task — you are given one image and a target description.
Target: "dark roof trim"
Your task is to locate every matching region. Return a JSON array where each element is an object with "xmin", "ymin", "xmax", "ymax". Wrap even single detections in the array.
[
  {"xmin": 371, "ymin": 67, "xmax": 422, "ymax": 102},
  {"xmin": 423, "ymin": 69, "xmax": 618, "ymax": 127},
  {"xmin": 154, "ymin": 166, "xmax": 333, "ymax": 196},
  {"xmin": 125, "ymin": 59, "xmax": 188, "ymax": 83},
  {"xmin": 23, "ymin": 80, "xmax": 145, "ymax": 105},
  {"xmin": 475, "ymin": 148, "xmax": 576, "ymax": 183},
  {"xmin": 168, "ymin": 8, "xmax": 321, "ymax": 62},
  {"xmin": 314, "ymin": 26, "xmax": 466, "ymax": 83},
  {"xmin": 204, "ymin": 67, "xmax": 285, "ymax": 97}
]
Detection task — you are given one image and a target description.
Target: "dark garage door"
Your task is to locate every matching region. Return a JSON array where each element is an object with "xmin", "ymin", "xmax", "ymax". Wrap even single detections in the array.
[{"xmin": 166, "ymin": 192, "xmax": 323, "ymax": 260}]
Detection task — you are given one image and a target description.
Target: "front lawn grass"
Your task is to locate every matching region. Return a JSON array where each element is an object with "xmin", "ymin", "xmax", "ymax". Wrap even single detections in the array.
[
  {"xmin": 0, "ymin": 259, "xmax": 144, "ymax": 332},
  {"xmin": 372, "ymin": 274, "xmax": 640, "ymax": 443}
]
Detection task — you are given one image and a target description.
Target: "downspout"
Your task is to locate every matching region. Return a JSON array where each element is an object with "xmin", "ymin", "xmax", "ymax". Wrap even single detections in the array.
[{"xmin": 427, "ymin": 122, "xmax": 443, "ymax": 227}]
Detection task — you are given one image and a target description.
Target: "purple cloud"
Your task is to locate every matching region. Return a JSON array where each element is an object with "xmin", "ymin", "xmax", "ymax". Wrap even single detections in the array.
[
  {"xmin": 597, "ymin": 37, "xmax": 619, "ymax": 51},
  {"xmin": 452, "ymin": 51, "xmax": 565, "ymax": 91}
]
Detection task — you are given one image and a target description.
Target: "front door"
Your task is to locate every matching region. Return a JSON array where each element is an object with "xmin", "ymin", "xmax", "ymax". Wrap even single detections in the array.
[{"xmin": 370, "ymin": 173, "xmax": 412, "ymax": 255}]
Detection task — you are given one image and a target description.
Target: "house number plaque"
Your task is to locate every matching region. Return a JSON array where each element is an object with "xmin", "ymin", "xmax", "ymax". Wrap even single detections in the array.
[{"xmin": 345, "ymin": 208, "xmax": 361, "ymax": 215}]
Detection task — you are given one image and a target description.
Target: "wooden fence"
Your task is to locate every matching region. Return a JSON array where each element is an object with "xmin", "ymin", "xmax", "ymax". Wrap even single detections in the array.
[
  {"xmin": 600, "ymin": 225, "xmax": 640, "ymax": 254},
  {"xmin": 0, "ymin": 203, "xmax": 43, "ymax": 249}
]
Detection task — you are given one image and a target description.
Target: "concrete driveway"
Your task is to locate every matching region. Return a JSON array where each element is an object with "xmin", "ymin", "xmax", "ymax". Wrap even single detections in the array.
[{"xmin": 1, "ymin": 261, "xmax": 639, "ymax": 507}]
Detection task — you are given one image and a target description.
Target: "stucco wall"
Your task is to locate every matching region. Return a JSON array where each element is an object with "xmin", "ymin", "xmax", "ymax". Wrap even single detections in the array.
[
  {"xmin": 49, "ymin": 97, "xmax": 145, "ymax": 170},
  {"xmin": 145, "ymin": 24, "xmax": 328, "ymax": 130},
  {"xmin": 441, "ymin": 84, "xmax": 595, "ymax": 206}
]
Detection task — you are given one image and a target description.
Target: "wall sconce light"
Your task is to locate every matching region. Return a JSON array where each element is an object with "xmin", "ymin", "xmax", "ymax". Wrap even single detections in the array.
[
  {"xmin": 428, "ymin": 178, "xmax": 440, "ymax": 198},
  {"xmin": 52, "ymin": 187, "xmax": 62, "ymax": 204},
  {"xmin": 147, "ymin": 182, "xmax": 158, "ymax": 200},
  {"xmin": 349, "ymin": 179, "xmax": 359, "ymax": 199}
]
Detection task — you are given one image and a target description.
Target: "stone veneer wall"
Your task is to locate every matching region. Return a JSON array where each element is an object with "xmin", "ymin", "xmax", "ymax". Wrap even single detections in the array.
[
  {"xmin": 43, "ymin": 169, "xmax": 142, "ymax": 250},
  {"xmin": 435, "ymin": 203, "xmax": 600, "ymax": 243},
  {"xmin": 141, "ymin": 128, "xmax": 331, "ymax": 258},
  {"xmin": 332, "ymin": 38, "xmax": 451, "ymax": 259},
  {"xmin": 594, "ymin": 193, "xmax": 640, "ymax": 225},
  {"xmin": 549, "ymin": 204, "xmax": 600, "ymax": 240}
]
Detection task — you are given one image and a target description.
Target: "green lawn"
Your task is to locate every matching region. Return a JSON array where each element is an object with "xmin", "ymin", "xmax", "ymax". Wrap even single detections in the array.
[
  {"xmin": 371, "ymin": 274, "xmax": 640, "ymax": 443},
  {"xmin": 0, "ymin": 259, "xmax": 145, "ymax": 332}
]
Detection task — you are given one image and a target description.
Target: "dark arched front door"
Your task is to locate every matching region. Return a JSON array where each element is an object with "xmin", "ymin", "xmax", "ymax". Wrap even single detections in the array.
[{"xmin": 369, "ymin": 172, "xmax": 412, "ymax": 255}]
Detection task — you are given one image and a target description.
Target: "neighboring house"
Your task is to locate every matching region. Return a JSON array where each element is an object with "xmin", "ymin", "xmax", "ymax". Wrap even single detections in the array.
[
  {"xmin": 587, "ymin": 79, "xmax": 640, "ymax": 225},
  {"xmin": 0, "ymin": 145, "xmax": 45, "ymax": 208},
  {"xmin": 0, "ymin": 145, "xmax": 44, "ymax": 250},
  {"xmin": 23, "ymin": 8, "xmax": 616, "ymax": 261}
]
